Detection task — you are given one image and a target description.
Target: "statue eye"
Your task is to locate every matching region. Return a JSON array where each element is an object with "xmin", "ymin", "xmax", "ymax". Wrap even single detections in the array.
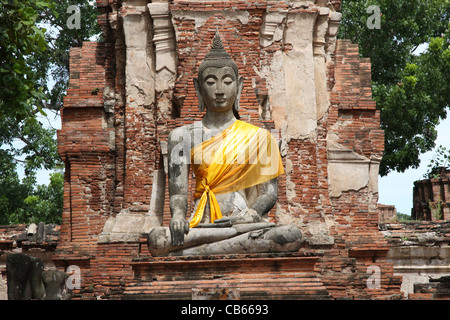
[
  {"xmin": 223, "ymin": 77, "xmax": 234, "ymax": 85},
  {"xmin": 206, "ymin": 79, "xmax": 216, "ymax": 86}
]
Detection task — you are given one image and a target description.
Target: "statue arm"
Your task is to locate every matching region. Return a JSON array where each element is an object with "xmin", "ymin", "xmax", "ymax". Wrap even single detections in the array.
[
  {"xmin": 250, "ymin": 137, "xmax": 282, "ymax": 217},
  {"xmin": 251, "ymin": 177, "xmax": 278, "ymax": 217},
  {"xmin": 167, "ymin": 127, "xmax": 191, "ymax": 245}
]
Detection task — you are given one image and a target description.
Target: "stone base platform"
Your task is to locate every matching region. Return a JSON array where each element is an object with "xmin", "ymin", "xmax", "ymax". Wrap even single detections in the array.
[{"xmin": 122, "ymin": 253, "xmax": 330, "ymax": 300}]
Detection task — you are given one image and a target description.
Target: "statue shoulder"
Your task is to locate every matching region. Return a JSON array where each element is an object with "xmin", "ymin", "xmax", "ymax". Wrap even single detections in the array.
[
  {"xmin": 168, "ymin": 122, "xmax": 201, "ymax": 149},
  {"xmin": 168, "ymin": 124, "xmax": 194, "ymax": 141}
]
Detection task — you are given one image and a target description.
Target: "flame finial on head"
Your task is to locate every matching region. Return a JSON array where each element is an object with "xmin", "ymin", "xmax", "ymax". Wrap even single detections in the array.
[
  {"xmin": 203, "ymin": 29, "xmax": 232, "ymax": 61},
  {"xmin": 211, "ymin": 29, "xmax": 224, "ymax": 50}
]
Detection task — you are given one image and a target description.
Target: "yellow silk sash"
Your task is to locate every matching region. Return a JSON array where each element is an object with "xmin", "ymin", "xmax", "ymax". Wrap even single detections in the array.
[{"xmin": 189, "ymin": 120, "xmax": 284, "ymax": 228}]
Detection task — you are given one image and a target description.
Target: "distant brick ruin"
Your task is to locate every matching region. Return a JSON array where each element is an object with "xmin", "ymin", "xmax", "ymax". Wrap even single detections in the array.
[
  {"xmin": 1, "ymin": 0, "xmax": 449, "ymax": 300},
  {"xmin": 412, "ymin": 169, "xmax": 450, "ymax": 221}
]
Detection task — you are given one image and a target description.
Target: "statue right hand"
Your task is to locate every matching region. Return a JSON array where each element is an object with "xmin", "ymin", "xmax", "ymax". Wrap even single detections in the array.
[{"xmin": 169, "ymin": 217, "xmax": 190, "ymax": 246}]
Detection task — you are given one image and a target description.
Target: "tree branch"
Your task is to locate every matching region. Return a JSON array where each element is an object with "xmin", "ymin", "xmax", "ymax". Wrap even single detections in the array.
[{"xmin": 17, "ymin": 134, "xmax": 46, "ymax": 160}]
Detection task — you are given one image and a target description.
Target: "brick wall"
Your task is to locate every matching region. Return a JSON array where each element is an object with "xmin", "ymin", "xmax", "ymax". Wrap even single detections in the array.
[
  {"xmin": 378, "ymin": 204, "xmax": 397, "ymax": 222},
  {"xmin": 412, "ymin": 170, "xmax": 450, "ymax": 221},
  {"xmin": 382, "ymin": 221, "xmax": 450, "ymax": 299}
]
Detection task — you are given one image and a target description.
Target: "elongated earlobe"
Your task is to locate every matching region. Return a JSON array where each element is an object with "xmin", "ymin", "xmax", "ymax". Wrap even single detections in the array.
[
  {"xmin": 193, "ymin": 77, "xmax": 205, "ymax": 112},
  {"xmin": 234, "ymin": 75, "xmax": 244, "ymax": 112}
]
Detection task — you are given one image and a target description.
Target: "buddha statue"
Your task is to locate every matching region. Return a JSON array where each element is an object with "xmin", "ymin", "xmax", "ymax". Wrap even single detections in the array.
[{"xmin": 147, "ymin": 31, "xmax": 302, "ymax": 256}]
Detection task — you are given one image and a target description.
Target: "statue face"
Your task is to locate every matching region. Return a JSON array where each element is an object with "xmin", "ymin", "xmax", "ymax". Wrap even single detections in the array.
[{"xmin": 197, "ymin": 66, "xmax": 242, "ymax": 113}]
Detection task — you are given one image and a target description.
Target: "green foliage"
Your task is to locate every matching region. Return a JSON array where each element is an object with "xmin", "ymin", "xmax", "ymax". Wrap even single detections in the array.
[
  {"xmin": 0, "ymin": 150, "xmax": 35, "ymax": 224},
  {"xmin": 0, "ymin": 0, "xmax": 100, "ymax": 225},
  {"xmin": 376, "ymin": 30, "xmax": 450, "ymax": 175},
  {"xmin": 0, "ymin": 0, "xmax": 101, "ymax": 123},
  {"xmin": 396, "ymin": 212, "xmax": 412, "ymax": 221},
  {"xmin": 31, "ymin": 0, "xmax": 101, "ymax": 110},
  {"xmin": 339, "ymin": 0, "xmax": 449, "ymax": 84},
  {"xmin": 0, "ymin": 0, "xmax": 53, "ymax": 122},
  {"xmin": 429, "ymin": 198, "xmax": 443, "ymax": 220},
  {"xmin": 424, "ymin": 145, "xmax": 450, "ymax": 179},
  {"xmin": 339, "ymin": 0, "xmax": 450, "ymax": 176},
  {"xmin": 0, "ymin": 148, "xmax": 63, "ymax": 225},
  {"xmin": 6, "ymin": 172, "xmax": 64, "ymax": 225},
  {"xmin": 0, "ymin": 145, "xmax": 63, "ymax": 225},
  {"xmin": 0, "ymin": 116, "xmax": 63, "ymax": 172}
]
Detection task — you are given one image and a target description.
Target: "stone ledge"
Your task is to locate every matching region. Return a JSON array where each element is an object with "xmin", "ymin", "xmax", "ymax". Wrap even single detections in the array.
[
  {"xmin": 123, "ymin": 253, "xmax": 328, "ymax": 300},
  {"xmin": 131, "ymin": 253, "xmax": 319, "ymax": 271},
  {"xmin": 348, "ymin": 247, "xmax": 390, "ymax": 259}
]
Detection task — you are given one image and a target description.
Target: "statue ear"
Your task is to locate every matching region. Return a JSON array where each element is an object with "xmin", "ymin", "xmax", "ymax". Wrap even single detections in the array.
[
  {"xmin": 234, "ymin": 75, "xmax": 244, "ymax": 112},
  {"xmin": 193, "ymin": 77, "xmax": 205, "ymax": 112}
]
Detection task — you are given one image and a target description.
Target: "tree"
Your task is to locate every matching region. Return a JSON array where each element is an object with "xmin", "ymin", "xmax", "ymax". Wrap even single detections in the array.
[
  {"xmin": 339, "ymin": 0, "xmax": 450, "ymax": 176},
  {"xmin": 0, "ymin": 149, "xmax": 35, "ymax": 225},
  {"xmin": 0, "ymin": 0, "xmax": 51, "ymax": 122},
  {"xmin": 7, "ymin": 172, "xmax": 64, "ymax": 225},
  {"xmin": 0, "ymin": 0, "xmax": 100, "ymax": 224},
  {"xmin": 31, "ymin": 0, "xmax": 101, "ymax": 111},
  {"xmin": 423, "ymin": 145, "xmax": 450, "ymax": 179},
  {"xmin": 376, "ymin": 33, "xmax": 450, "ymax": 175}
]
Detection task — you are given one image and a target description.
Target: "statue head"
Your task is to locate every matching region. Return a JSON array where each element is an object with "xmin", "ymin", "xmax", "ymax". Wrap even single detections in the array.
[{"xmin": 194, "ymin": 31, "xmax": 244, "ymax": 117}]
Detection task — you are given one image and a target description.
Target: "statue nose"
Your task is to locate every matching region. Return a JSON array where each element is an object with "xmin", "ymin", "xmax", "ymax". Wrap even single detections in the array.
[{"xmin": 215, "ymin": 82, "xmax": 225, "ymax": 95}]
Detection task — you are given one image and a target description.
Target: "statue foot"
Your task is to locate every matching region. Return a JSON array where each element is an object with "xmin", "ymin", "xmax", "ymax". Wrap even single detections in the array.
[{"xmin": 262, "ymin": 224, "xmax": 303, "ymax": 246}]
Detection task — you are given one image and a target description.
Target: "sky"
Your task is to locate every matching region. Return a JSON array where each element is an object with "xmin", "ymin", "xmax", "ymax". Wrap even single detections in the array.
[{"xmin": 378, "ymin": 114, "xmax": 450, "ymax": 215}]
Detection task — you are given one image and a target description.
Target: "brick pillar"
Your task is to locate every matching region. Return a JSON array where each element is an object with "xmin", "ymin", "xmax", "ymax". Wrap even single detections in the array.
[{"xmin": 57, "ymin": 43, "xmax": 115, "ymax": 246}]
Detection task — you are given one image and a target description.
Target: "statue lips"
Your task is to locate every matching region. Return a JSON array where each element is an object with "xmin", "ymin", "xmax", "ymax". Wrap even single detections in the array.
[{"xmin": 211, "ymin": 98, "xmax": 232, "ymax": 111}]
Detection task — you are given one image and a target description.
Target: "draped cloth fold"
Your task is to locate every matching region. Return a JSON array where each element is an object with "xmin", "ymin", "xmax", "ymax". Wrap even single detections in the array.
[{"xmin": 189, "ymin": 120, "xmax": 284, "ymax": 228}]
